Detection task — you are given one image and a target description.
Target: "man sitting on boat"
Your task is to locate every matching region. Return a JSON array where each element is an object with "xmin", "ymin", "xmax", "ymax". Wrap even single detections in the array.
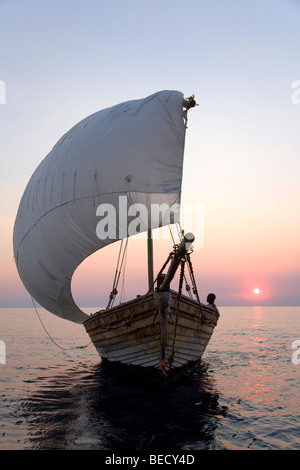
[{"xmin": 207, "ymin": 293, "xmax": 219, "ymax": 315}]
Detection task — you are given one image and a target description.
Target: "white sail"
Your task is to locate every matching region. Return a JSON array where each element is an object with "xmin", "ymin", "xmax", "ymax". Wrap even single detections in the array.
[{"xmin": 13, "ymin": 90, "xmax": 187, "ymax": 323}]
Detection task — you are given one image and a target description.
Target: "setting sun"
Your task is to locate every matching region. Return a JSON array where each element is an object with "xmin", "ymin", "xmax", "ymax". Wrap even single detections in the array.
[{"xmin": 253, "ymin": 288, "xmax": 260, "ymax": 295}]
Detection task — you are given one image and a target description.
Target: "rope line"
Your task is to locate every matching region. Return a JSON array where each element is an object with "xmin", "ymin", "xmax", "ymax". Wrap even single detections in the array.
[
  {"xmin": 31, "ymin": 296, "xmax": 91, "ymax": 350},
  {"xmin": 120, "ymin": 239, "xmax": 128, "ymax": 304},
  {"xmin": 101, "ymin": 252, "xmax": 174, "ymax": 330}
]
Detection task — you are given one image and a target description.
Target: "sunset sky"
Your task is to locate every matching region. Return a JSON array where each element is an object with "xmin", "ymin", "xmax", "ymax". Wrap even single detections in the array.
[{"xmin": 1, "ymin": 0, "xmax": 300, "ymax": 309}]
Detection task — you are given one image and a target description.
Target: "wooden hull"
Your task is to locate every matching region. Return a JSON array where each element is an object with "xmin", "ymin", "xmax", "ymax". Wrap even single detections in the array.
[{"xmin": 83, "ymin": 291, "xmax": 219, "ymax": 379}]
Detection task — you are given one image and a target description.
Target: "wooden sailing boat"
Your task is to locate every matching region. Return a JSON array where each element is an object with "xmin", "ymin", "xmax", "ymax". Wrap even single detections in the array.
[
  {"xmin": 13, "ymin": 90, "xmax": 219, "ymax": 379},
  {"xmin": 84, "ymin": 232, "xmax": 219, "ymax": 378}
]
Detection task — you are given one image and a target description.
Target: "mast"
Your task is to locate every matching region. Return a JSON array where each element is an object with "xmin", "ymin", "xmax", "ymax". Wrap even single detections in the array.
[{"xmin": 147, "ymin": 228, "xmax": 154, "ymax": 291}]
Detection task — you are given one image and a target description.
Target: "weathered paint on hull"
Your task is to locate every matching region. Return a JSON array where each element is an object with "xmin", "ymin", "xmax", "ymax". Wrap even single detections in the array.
[{"xmin": 84, "ymin": 291, "xmax": 219, "ymax": 378}]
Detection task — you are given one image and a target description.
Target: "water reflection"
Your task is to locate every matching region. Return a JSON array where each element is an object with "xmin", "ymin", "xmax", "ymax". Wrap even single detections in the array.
[{"xmin": 18, "ymin": 362, "xmax": 227, "ymax": 450}]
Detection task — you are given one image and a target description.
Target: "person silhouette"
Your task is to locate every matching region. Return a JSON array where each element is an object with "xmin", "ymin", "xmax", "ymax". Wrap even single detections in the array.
[{"xmin": 206, "ymin": 293, "xmax": 219, "ymax": 315}]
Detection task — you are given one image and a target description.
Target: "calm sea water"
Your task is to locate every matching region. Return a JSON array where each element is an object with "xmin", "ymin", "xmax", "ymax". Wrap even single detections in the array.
[{"xmin": 0, "ymin": 306, "xmax": 299, "ymax": 451}]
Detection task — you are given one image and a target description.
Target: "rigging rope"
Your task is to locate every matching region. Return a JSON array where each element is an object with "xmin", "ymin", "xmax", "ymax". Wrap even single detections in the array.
[
  {"xmin": 120, "ymin": 238, "xmax": 128, "ymax": 304},
  {"xmin": 107, "ymin": 238, "xmax": 129, "ymax": 308},
  {"xmin": 168, "ymin": 225, "xmax": 175, "ymax": 245},
  {"xmin": 31, "ymin": 296, "xmax": 91, "ymax": 350},
  {"xmin": 104, "ymin": 251, "xmax": 174, "ymax": 330},
  {"xmin": 101, "ymin": 232, "xmax": 204, "ymax": 331}
]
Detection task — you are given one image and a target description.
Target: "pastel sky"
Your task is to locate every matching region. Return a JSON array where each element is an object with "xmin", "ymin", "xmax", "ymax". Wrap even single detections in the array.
[{"xmin": 1, "ymin": 0, "xmax": 300, "ymax": 309}]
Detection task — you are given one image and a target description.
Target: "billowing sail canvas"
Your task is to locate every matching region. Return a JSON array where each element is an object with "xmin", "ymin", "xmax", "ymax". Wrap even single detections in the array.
[{"xmin": 13, "ymin": 90, "xmax": 187, "ymax": 323}]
